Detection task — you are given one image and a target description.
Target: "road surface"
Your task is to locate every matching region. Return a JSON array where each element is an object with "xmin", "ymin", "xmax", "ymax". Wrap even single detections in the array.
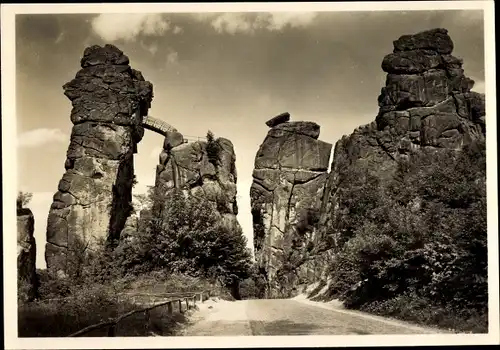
[{"xmin": 180, "ymin": 297, "xmax": 449, "ymax": 336}]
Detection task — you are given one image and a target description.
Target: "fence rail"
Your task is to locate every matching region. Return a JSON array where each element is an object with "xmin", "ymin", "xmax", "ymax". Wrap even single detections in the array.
[{"xmin": 67, "ymin": 290, "xmax": 214, "ymax": 337}]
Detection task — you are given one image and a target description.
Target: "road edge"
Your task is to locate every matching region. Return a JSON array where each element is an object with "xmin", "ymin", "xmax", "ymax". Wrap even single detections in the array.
[{"xmin": 292, "ymin": 296, "xmax": 455, "ymax": 334}]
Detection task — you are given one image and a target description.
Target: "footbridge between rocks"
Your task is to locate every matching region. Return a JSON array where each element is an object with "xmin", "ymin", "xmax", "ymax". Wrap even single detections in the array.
[
  {"xmin": 142, "ymin": 116, "xmax": 177, "ymax": 136},
  {"xmin": 142, "ymin": 116, "xmax": 205, "ymax": 142}
]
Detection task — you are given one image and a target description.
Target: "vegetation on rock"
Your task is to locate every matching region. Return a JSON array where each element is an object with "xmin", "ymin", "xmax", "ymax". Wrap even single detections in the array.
[
  {"xmin": 90, "ymin": 188, "xmax": 252, "ymax": 298},
  {"xmin": 17, "ymin": 191, "xmax": 33, "ymax": 208},
  {"xmin": 323, "ymin": 140, "xmax": 487, "ymax": 332},
  {"xmin": 206, "ymin": 130, "xmax": 221, "ymax": 166}
]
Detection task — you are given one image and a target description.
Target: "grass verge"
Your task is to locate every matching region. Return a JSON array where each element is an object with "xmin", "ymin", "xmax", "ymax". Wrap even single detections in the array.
[{"xmin": 357, "ymin": 294, "xmax": 488, "ymax": 333}]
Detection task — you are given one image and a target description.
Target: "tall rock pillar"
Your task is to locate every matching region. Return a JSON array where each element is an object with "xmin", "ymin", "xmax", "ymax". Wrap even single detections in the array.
[
  {"xmin": 45, "ymin": 45, "xmax": 153, "ymax": 277},
  {"xmin": 314, "ymin": 28, "xmax": 486, "ymax": 288},
  {"xmin": 250, "ymin": 113, "xmax": 332, "ymax": 298}
]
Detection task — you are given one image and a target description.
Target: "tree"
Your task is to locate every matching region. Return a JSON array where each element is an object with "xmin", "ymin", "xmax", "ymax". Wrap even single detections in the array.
[
  {"xmin": 133, "ymin": 186, "xmax": 156, "ymax": 212},
  {"xmin": 106, "ymin": 189, "xmax": 253, "ymax": 299},
  {"xmin": 206, "ymin": 130, "xmax": 221, "ymax": 166},
  {"xmin": 17, "ymin": 191, "xmax": 33, "ymax": 209},
  {"xmin": 327, "ymin": 140, "xmax": 487, "ymax": 317}
]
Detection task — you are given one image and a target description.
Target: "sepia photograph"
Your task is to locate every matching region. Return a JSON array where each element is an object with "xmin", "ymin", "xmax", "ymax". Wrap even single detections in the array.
[{"xmin": 2, "ymin": 1, "xmax": 498, "ymax": 348}]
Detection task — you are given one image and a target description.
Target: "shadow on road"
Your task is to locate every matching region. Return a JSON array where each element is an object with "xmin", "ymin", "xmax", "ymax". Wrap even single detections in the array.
[{"xmin": 249, "ymin": 319, "xmax": 320, "ymax": 335}]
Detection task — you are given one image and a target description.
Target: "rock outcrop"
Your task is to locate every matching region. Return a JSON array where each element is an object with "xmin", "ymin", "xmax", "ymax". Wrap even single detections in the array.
[
  {"xmin": 45, "ymin": 45, "xmax": 153, "ymax": 277},
  {"xmin": 17, "ymin": 200, "xmax": 37, "ymax": 301},
  {"xmin": 250, "ymin": 28, "xmax": 486, "ymax": 299},
  {"xmin": 314, "ymin": 28, "xmax": 486, "ymax": 288},
  {"xmin": 250, "ymin": 114, "xmax": 332, "ymax": 298},
  {"xmin": 153, "ymin": 131, "xmax": 240, "ymax": 230}
]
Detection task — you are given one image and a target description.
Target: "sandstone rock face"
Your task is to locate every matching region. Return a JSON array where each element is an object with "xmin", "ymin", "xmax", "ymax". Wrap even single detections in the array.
[
  {"xmin": 315, "ymin": 28, "xmax": 486, "ymax": 282},
  {"xmin": 18, "ymin": 204, "xmax": 37, "ymax": 301},
  {"xmin": 154, "ymin": 132, "xmax": 240, "ymax": 230},
  {"xmin": 45, "ymin": 45, "xmax": 153, "ymax": 277},
  {"xmin": 250, "ymin": 117, "xmax": 332, "ymax": 298}
]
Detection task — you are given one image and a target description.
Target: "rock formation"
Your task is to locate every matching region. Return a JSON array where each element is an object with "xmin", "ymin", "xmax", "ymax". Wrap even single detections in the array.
[
  {"xmin": 250, "ymin": 114, "xmax": 332, "ymax": 298},
  {"xmin": 17, "ymin": 199, "xmax": 37, "ymax": 301},
  {"xmin": 45, "ymin": 44, "xmax": 153, "ymax": 277},
  {"xmin": 250, "ymin": 28, "xmax": 486, "ymax": 298},
  {"xmin": 153, "ymin": 131, "xmax": 240, "ymax": 230},
  {"xmin": 322, "ymin": 27, "xmax": 485, "ymax": 224},
  {"xmin": 313, "ymin": 28, "xmax": 486, "ymax": 288}
]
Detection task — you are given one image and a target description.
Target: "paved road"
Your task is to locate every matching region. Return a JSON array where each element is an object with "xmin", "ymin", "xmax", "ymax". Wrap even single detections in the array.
[{"xmin": 181, "ymin": 298, "xmax": 449, "ymax": 336}]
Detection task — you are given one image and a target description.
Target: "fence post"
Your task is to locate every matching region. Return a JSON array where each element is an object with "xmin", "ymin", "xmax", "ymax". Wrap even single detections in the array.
[
  {"xmin": 108, "ymin": 324, "xmax": 116, "ymax": 337},
  {"xmin": 178, "ymin": 299, "xmax": 183, "ymax": 313},
  {"xmin": 167, "ymin": 301, "xmax": 173, "ymax": 315},
  {"xmin": 186, "ymin": 298, "xmax": 189, "ymax": 310}
]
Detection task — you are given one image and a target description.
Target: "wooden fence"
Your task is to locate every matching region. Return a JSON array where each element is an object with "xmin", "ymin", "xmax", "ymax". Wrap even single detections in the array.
[{"xmin": 67, "ymin": 290, "xmax": 214, "ymax": 337}]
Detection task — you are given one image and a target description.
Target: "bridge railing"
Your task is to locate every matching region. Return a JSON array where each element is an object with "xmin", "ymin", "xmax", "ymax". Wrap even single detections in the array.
[
  {"xmin": 142, "ymin": 116, "xmax": 177, "ymax": 135},
  {"xmin": 67, "ymin": 290, "xmax": 216, "ymax": 337},
  {"xmin": 183, "ymin": 134, "xmax": 207, "ymax": 143}
]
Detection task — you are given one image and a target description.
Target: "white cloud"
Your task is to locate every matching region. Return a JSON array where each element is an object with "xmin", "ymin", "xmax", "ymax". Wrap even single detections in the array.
[
  {"xmin": 192, "ymin": 12, "xmax": 318, "ymax": 34},
  {"xmin": 166, "ymin": 51, "xmax": 179, "ymax": 64},
  {"xmin": 263, "ymin": 12, "xmax": 318, "ymax": 31},
  {"xmin": 212, "ymin": 13, "xmax": 255, "ymax": 34},
  {"xmin": 146, "ymin": 43, "xmax": 158, "ymax": 55},
  {"xmin": 173, "ymin": 26, "xmax": 184, "ymax": 34},
  {"xmin": 18, "ymin": 128, "xmax": 68, "ymax": 148},
  {"xmin": 91, "ymin": 13, "xmax": 170, "ymax": 42}
]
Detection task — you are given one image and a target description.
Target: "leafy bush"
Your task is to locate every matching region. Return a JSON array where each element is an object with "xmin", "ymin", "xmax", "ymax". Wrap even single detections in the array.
[
  {"xmin": 89, "ymin": 189, "xmax": 252, "ymax": 299},
  {"xmin": 18, "ymin": 275, "xmax": 134, "ymax": 337},
  {"xmin": 360, "ymin": 293, "xmax": 488, "ymax": 333},
  {"xmin": 239, "ymin": 277, "xmax": 259, "ymax": 299},
  {"xmin": 20, "ymin": 187, "xmax": 251, "ymax": 336},
  {"xmin": 20, "ymin": 267, "xmax": 209, "ymax": 337},
  {"xmin": 326, "ymin": 140, "xmax": 487, "ymax": 332}
]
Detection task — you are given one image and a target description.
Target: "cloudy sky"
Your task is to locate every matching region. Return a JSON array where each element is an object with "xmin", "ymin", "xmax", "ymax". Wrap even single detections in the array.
[{"xmin": 15, "ymin": 9, "xmax": 485, "ymax": 268}]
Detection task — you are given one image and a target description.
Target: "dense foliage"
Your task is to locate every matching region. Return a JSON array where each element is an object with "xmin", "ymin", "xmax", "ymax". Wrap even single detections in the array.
[
  {"xmin": 19, "ymin": 269, "xmax": 194, "ymax": 337},
  {"xmin": 324, "ymin": 140, "xmax": 488, "ymax": 332},
  {"xmin": 19, "ymin": 185, "xmax": 251, "ymax": 336},
  {"xmin": 88, "ymin": 189, "xmax": 253, "ymax": 298}
]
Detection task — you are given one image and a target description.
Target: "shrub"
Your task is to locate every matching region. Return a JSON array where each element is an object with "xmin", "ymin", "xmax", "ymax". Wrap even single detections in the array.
[
  {"xmin": 239, "ymin": 277, "xmax": 259, "ymax": 299},
  {"xmin": 91, "ymin": 190, "xmax": 252, "ymax": 299},
  {"xmin": 326, "ymin": 139, "xmax": 487, "ymax": 332},
  {"xmin": 19, "ymin": 275, "xmax": 133, "ymax": 337}
]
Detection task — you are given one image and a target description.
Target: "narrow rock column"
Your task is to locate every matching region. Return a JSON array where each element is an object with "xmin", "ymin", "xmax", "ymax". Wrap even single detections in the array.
[
  {"xmin": 45, "ymin": 45, "xmax": 153, "ymax": 277},
  {"xmin": 17, "ymin": 199, "xmax": 37, "ymax": 301},
  {"xmin": 250, "ymin": 113, "xmax": 332, "ymax": 298}
]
